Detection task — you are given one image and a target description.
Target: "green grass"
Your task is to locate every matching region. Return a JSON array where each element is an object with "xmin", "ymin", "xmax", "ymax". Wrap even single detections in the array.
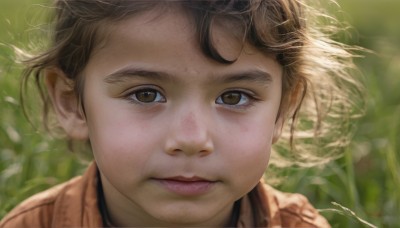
[
  {"xmin": 1, "ymin": 0, "xmax": 399, "ymax": 227},
  {"xmin": 0, "ymin": 0, "xmax": 89, "ymax": 216}
]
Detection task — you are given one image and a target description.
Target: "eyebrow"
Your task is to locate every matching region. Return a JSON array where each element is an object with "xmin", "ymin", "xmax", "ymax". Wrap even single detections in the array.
[
  {"xmin": 104, "ymin": 67, "xmax": 273, "ymax": 86},
  {"xmin": 104, "ymin": 67, "xmax": 175, "ymax": 84},
  {"xmin": 213, "ymin": 70, "xmax": 273, "ymax": 86}
]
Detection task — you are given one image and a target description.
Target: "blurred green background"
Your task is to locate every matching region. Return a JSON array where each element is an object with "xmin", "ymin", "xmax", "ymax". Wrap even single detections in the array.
[{"xmin": 0, "ymin": 0, "xmax": 399, "ymax": 227}]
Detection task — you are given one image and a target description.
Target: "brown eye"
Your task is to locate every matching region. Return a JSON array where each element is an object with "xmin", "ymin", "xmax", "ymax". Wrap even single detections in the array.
[
  {"xmin": 216, "ymin": 91, "xmax": 252, "ymax": 107},
  {"xmin": 221, "ymin": 92, "xmax": 242, "ymax": 105},
  {"xmin": 132, "ymin": 89, "xmax": 165, "ymax": 103}
]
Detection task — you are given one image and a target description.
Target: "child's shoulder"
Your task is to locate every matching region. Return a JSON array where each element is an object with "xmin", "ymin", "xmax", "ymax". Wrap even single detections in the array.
[
  {"xmin": 260, "ymin": 184, "xmax": 331, "ymax": 227},
  {"xmin": 0, "ymin": 163, "xmax": 101, "ymax": 228},
  {"xmin": 0, "ymin": 177, "xmax": 79, "ymax": 228}
]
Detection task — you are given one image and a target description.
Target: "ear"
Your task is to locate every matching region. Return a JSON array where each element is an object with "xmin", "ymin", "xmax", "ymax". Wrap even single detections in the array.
[
  {"xmin": 272, "ymin": 116, "xmax": 284, "ymax": 144},
  {"xmin": 45, "ymin": 68, "xmax": 88, "ymax": 140}
]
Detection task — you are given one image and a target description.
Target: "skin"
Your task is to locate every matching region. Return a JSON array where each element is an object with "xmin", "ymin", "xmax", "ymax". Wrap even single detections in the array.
[{"xmin": 47, "ymin": 6, "xmax": 284, "ymax": 227}]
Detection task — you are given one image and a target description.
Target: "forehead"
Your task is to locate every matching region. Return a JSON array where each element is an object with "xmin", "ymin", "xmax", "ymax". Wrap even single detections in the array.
[
  {"xmin": 86, "ymin": 5, "xmax": 282, "ymax": 81},
  {"xmin": 96, "ymin": 5, "xmax": 243, "ymax": 58}
]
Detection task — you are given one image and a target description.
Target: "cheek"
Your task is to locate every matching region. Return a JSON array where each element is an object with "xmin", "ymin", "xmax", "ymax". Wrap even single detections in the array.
[
  {"xmin": 225, "ymin": 126, "xmax": 272, "ymax": 170},
  {"xmin": 85, "ymin": 107, "xmax": 161, "ymax": 177},
  {"xmin": 219, "ymin": 116, "xmax": 275, "ymax": 188}
]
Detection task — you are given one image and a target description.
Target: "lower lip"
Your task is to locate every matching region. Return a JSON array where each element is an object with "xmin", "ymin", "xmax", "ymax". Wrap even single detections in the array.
[{"xmin": 155, "ymin": 179, "xmax": 215, "ymax": 196}]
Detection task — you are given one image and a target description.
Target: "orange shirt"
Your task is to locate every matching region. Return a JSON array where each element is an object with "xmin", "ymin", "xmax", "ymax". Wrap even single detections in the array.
[{"xmin": 0, "ymin": 162, "xmax": 330, "ymax": 227}]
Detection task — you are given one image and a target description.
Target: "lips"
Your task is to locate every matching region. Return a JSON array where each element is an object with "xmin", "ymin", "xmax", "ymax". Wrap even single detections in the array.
[
  {"xmin": 164, "ymin": 176, "xmax": 209, "ymax": 182},
  {"xmin": 153, "ymin": 176, "xmax": 217, "ymax": 196}
]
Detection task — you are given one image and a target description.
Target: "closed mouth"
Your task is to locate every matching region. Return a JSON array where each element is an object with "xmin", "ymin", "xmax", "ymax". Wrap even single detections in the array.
[
  {"xmin": 153, "ymin": 176, "xmax": 217, "ymax": 196},
  {"xmin": 160, "ymin": 176, "xmax": 213, "ymax": 182}
]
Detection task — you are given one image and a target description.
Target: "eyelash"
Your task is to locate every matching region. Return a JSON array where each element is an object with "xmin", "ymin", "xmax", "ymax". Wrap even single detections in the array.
[
  {"xmin": 124, "ymin": 87, "xmax": 259, "ymax": 109},
  {"xmin": 125, "ymin": 87, "xmax": 166, "ymax": 105},
  {"xmin": 215, "ymin": 90, "xmax": 259, "ymax": 109}
]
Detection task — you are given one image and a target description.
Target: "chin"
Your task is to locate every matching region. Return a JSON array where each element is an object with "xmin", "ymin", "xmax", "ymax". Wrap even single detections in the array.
[{"xmin": 151, "ymin": 209, "xmax": 220, "ymax": 227}]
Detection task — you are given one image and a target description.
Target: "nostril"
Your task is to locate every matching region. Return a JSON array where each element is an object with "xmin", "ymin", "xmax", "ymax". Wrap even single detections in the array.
[
  {"xmin": 199, "ymin": 149, "xmax": 212, "ymax": 157},
  {"xmin": 166, "ymin": 148, "xmax": 182, "ymax": 156},
  {"xmin": 164, "ymin": 137, "xmax": 214, "ymax": 157}
]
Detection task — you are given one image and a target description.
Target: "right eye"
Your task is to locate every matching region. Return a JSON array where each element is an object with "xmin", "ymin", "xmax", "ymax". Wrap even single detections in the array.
[{"xmin": 128, "ymin": 88, "xmax": 166, "ymax": 103}]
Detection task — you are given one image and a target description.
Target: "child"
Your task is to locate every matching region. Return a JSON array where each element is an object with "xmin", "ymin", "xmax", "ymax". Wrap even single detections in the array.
[{"xmin": 1, "ymin": 0, "xmax": 361, "ymax": 227}]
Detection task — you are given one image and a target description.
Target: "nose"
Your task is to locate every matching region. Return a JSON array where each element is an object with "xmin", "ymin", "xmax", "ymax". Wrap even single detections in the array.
[{"xmin": 164, "ymin": 109, "xmax": 214, "ymax": 157}]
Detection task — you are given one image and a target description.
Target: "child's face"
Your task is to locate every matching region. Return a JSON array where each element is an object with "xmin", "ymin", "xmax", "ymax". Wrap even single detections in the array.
[{"xmin": 71, "ymin": 7, "xmax": 282, "ymax": 227}]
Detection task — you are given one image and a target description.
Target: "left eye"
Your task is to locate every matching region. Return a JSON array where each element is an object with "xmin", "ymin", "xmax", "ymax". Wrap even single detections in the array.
[
  {"xmin": 129, "ymin": 89, "xmax": 166, "ymax": 103},
  {"xmin": 215, "ymin": 91, "xmax": 250, "ymax": 106}
]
